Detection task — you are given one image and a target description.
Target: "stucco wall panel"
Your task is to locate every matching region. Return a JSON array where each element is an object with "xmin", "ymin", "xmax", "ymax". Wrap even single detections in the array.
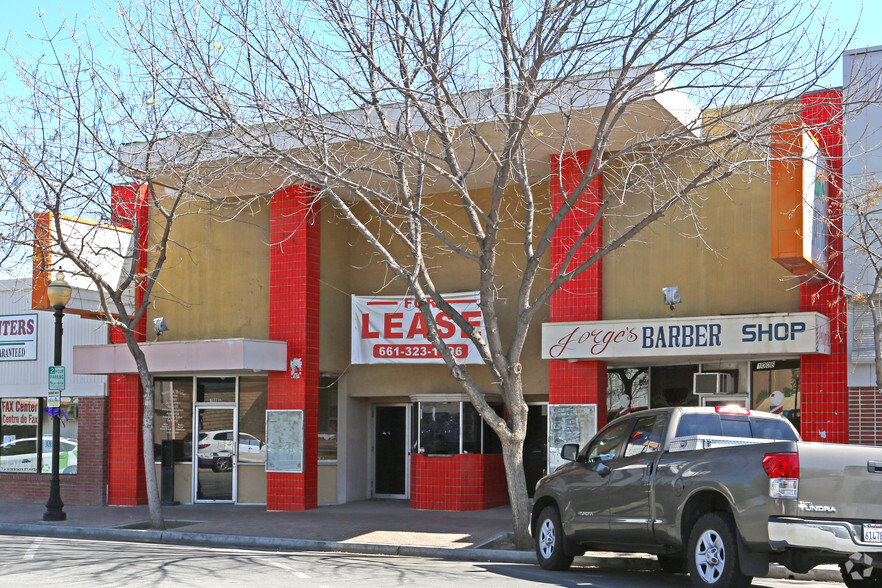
[
  {"xmin": 148, "ymin": 194, "xmax": 271, "ymax": 342},
  {"xmin": 603, "ymin": 158, "xmax": 799, "ymax": 319}
]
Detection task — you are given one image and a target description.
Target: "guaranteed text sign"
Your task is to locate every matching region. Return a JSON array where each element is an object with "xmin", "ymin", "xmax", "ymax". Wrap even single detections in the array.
[
  {"xmin": 352, "ymin": 292, "xmax": 485, "ymax": 364},
  {"xmin": 0, "ymin": 314, "xmax": 38, "ymax": 362},
  {"xmin": 542, "ymin": 312, "xmax": 829, "ymax": 361}
]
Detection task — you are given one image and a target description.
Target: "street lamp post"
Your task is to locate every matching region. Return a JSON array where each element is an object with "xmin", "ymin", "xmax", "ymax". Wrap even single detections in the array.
[{"xmin": 43, "ymin": 272, "xmax": 71, "ymax": 522}]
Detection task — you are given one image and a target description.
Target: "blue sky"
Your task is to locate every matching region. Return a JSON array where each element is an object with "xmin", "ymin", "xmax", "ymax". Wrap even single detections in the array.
[{"xmin": 2, "ymin": 0, "xmax": 882, "ymax": 93}]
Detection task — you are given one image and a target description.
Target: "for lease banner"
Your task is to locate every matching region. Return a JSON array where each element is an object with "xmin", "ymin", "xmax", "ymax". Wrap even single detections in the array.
[
  {"xmin": 351, "ymin": 292, "xmax": 485, "ymax": 364},
  {"xmin": 0, "ymin": 314, "xmax": 38, "ymax": 361}
]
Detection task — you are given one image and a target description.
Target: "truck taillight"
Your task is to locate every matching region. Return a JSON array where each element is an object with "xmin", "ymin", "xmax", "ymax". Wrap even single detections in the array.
[
  {"xmin": 715, "ymin": 405, "xmax": 750, "ymax": 415},
  {"xmin": 764, "ymin": 452, "xmax": 798, "ymax": 499}
]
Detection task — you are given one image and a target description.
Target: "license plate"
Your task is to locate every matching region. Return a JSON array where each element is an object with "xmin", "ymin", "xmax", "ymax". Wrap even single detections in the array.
[{"xmin": 864, "ymin": 524, "xmax": 882, "ymax": 544}]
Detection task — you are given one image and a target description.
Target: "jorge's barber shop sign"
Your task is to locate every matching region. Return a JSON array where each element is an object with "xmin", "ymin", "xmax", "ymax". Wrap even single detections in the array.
[{"xmin": 541, "ymin": 312, "xmax": 829, "ymax": 361}]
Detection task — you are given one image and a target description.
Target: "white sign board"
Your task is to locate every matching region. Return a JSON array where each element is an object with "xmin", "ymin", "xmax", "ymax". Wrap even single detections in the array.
[
  {"xmin": 548, "ymin": 404, "xmax": 597, "ymax": 472},
  {"xmin": 351, "ymin": 292, "xmax": 486, "ymax": 364},
  {"xmin": 542, "ymin": 312, "xmax": 830, "ymax": 362},
  {"xmin": 265, "ymin": 410, "xmax": 304, "ymax": 472},
  {"xmin": 0, "ymin": 314, "xmax": 38, "ymax": 361}
]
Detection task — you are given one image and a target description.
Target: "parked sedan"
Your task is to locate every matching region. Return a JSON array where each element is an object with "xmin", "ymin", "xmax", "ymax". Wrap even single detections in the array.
[
  {"xmin": 0, "ymin": 436, "xmax": 78, "ymax": 474},
  {"xmin": 196, "ymin": 430, "xmax": 265, "ymax": 471}
]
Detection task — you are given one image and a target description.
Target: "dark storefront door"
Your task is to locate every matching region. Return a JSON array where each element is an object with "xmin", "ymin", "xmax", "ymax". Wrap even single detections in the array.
[
  {"xmin": 524, "ymin": 404, "xmax": 548, "ymax": 498},
  {"xmin": 374, "ymin": 405, "xmax": 408, "ymax": 497}
]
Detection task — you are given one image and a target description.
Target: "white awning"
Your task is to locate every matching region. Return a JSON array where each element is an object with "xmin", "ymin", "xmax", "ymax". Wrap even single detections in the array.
[{"xmin": 73, "ymin": 338, "xmax": 287, "ymax": 375}]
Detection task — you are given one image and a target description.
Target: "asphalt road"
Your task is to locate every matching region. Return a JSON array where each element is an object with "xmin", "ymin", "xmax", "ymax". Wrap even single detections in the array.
[{"xmin": 0, "ymin": 534, "xmax": 844, "ymax": 587}]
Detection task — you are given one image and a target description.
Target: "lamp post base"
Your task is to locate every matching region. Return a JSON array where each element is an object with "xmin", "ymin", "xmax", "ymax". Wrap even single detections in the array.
[{"xmin": 42, "ymin": 505, "xmax": 66, "ymax": 522}]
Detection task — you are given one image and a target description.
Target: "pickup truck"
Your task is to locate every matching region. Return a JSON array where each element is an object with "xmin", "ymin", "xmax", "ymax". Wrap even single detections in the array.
[{"xmin": 530, "ymin": 405, "xmax": 882, "ymax": 587}]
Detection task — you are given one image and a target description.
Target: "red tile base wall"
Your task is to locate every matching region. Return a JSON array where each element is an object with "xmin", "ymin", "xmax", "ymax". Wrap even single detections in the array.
[
  {"xmin": 410, "ymin": 454, "xmax": 508, "ymax": 511},
  {"xmin": 107, "ymin": 372, "xmax": 146, "ymax": 505},
  {"xmin": 0, "ymin": 397, "xmax": 108, "ymax": 505},
  {"xmin": 267, "ymin": 184, "xmax": 321, "ymax": 511}
]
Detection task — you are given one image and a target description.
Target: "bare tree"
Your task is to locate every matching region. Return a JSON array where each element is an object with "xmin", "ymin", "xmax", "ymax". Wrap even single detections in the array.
[
  {"xmin": 0, "ymin": 12, "xmax": 223, "ymax": 529},
  {"xmin": 100, "ymin": 0, "xmax": 850, "ymax": 546}
]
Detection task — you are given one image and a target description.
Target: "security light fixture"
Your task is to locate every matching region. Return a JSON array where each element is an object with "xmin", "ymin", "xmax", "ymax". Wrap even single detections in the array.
[{"xmin": 662, "ymin": 286, "xmax": 681, "ymax": 312}]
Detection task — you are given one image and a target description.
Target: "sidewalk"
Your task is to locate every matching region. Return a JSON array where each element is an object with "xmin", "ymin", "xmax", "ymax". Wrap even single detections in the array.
[{"xmin": 0, "ymin": 500, "xmax": 841, "ymax": 582}]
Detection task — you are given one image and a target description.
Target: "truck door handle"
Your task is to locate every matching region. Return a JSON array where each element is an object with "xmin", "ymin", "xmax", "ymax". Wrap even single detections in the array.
[{"xmin": 868, "ymin": 461, "xmax": 882, "ymax": 473}]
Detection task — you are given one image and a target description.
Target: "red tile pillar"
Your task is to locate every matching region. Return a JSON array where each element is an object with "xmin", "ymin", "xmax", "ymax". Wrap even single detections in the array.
[
  {"xmin": 267, "ymin": 184, "xmax": 320, "ymax": 510},
  {"xmin": 548, "ymin": 151, "xmax": 607, "ymax": 427},
  {"xmin": 107, "ymin": 184, "xmax": 149, "ymax": 505},
  {"xmin": 799, "ymin": 91, "xmax": 848, "ymax": 443}
]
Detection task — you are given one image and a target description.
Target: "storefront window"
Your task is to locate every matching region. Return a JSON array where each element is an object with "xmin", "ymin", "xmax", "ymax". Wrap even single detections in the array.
[
  {"xmin": 1, "ymin": 398, "xmax": 40, "ymax": 473},
  {"xmin": 417, "ymin": 400, "xmax": 502, "ymax": 455},
  {"xmin": 238, "ymin": 377, "xmax": 267, "ymax": 464},
  {"xmin": 650, "ymin": 365, "xmax": 700, "ymax": 409},
  {"xmin": 752, "ymin": 360, "xmax": 800, "ymax": 431},
  {"xmin": 608, "ymin": 367, "xmax": 649, "ymax": 421},
  {"xmin": 196, "ymin": 377, "xmax": 236, "ymax": 403},
  {"xmin": 1, "ymin": 398, "xmax": 78, "ymax": 475},
  {"xmin": 420, "ymin": 401, "xmax": 459, "ymax": 454},
  {"xmin": 40, "ymin": 398, "xmax": 78, "ymax": 474},
  {"xmin": 154, "ymin": 378, "xmax": 194, "ymax": 462},
  {"xmin": 318, "ymin": 376, "xmax": 338, "ymax": 461}
]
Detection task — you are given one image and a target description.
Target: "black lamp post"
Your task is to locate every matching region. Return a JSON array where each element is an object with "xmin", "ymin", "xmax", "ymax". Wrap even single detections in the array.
[{"xmin": 43, "ymin": 272, "xmax": 71, "ymax": 522}]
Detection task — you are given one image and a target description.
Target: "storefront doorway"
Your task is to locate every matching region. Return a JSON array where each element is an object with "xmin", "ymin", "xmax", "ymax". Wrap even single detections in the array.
[
  {"xmin": 194, "ymin": 407, "xmax": 236, "ymax": 501},
  {"xmin": 373, "ymin": 404, "xmax": 410, "ymax": 498},
  {"xmin": 524, "ymin": 404, "xmax": 547, "ymax": 498},
  {"xmin": 193, "ymin": 377, "xmax": 238, "ymax": 503}
]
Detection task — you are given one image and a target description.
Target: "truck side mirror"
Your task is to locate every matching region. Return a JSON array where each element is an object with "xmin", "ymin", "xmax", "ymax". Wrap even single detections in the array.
[{"xmin": 560, "ymin": 443, "xmax": 580, "ymax": 462}]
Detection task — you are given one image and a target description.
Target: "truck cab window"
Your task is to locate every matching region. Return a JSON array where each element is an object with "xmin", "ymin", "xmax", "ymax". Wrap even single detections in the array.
[{"xmin": 585, "ymin": 422, "xmax": 630, "ymax": 462}]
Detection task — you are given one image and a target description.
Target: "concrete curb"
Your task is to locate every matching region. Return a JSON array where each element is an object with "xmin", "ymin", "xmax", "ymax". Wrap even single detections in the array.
[{"xmin": 0, "ymin": 523, "xmax": 842, "ymax": 582}]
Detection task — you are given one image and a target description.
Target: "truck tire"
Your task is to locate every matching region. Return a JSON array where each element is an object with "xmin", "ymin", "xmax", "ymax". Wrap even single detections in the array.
[
  {"xmin": 840, "ymin": 562, "xmax": 882, "ymax": 587},
  {"xmin": 687, "ymin": 512, "xmax": 752, "ymax": 588},
  {"xmin": 534, "ymin": 505, "xmax": 574, "ymax": 571}
]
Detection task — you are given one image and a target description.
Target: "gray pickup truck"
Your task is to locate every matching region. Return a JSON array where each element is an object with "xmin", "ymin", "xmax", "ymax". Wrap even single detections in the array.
[{"xmin": 531, "ymin": 405, "xmax": 882, "ymax": 587}]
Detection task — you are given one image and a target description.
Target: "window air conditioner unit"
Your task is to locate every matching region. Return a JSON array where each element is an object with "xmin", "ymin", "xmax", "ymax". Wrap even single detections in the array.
[{"xmin": 693, "ymin": 372, "xmax": 734, "ymax": 395}]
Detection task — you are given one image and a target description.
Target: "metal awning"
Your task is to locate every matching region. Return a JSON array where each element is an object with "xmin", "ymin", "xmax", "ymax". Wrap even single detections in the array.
[{"xmin": 73, "ymin": 338, "xmax": 287, "ymax": 375}]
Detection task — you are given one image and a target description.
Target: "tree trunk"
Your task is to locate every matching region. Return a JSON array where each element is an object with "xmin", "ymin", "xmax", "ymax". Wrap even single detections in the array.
[
  {"xmin": 127, "ymin": 336, "xmax": 165, "ymax": 530},
  {"xmin": 500, "ymin": 437, "xmax": 532, "ymax": 550},
  {"xmin": 141, "ymin": 376, "xmax": 165, "ymax": 530}
]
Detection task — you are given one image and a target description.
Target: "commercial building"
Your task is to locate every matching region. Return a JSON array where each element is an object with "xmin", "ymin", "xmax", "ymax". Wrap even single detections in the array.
[{"xmin": 2, "ymin": 72, "xmax": 851, "ymax": 510}]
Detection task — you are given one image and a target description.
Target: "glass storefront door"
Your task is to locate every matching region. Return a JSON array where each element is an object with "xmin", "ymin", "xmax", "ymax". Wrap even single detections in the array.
[{"xmin": 195, "ymin": 407, "xmax": 236, "ymax": 502}]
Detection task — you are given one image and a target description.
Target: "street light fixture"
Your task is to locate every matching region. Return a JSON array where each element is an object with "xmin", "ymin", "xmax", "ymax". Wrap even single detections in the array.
[{"xmin": 44, "ymin": 272, "xmax": 71, "ymax": 522}]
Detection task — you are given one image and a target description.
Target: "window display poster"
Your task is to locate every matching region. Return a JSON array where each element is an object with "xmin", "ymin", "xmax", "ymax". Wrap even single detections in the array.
[
  {"xmin": 548, "ymin": 404, "xmax": 596, "ymax": 472},
  {"xmin": 265, "ymin": 410, "xmax": 304, "ymax": 472}
]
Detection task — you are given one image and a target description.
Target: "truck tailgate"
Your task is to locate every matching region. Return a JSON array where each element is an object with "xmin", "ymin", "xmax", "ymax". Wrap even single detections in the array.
[{"xmin": 797, "ymin": 442, "xmax": 882, "ymax": 520}]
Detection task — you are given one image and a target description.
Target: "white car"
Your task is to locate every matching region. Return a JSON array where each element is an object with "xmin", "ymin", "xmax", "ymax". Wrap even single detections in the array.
[
  {"xmin": 0, "ymin": 436, "xmax": 78, "ymax": 474},
  {"xmin": 197, "ymin": 430, "xmax": 265, "ymax": 471}
]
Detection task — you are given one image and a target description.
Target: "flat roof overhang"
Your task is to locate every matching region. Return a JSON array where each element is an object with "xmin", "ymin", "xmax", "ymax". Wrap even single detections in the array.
[
  {"xmin": 120, "ymin": 70, "xmax": 701, "ymax": 199},
  {"xmin": 73, "ymin": 338, "xmax": 287, "ymax": 375}
]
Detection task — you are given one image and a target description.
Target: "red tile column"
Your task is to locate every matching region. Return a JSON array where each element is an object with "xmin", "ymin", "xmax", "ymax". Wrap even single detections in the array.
[
  {"xmin": 548, "ymin": 151, "xmax": 607, "ymax": 426},
  {"xmin": 267, "ymin": 184, "xmax": 320, "ymax": 510},
  {"xmin": 107, "ymin": 184, "xmax": 149, "ymax": 505},
  {"xmin": 798, "ymin": 91, "xmax": 848, "ymax": 443}
]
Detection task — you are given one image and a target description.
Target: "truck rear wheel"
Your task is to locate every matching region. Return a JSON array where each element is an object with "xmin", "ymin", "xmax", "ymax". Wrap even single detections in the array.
[
  {"xmin": 687, "ymin": 512, "xmax": 752, "ymax": 588},
  {"xmin": 840, "ymin": 560, "xmax": 882, "ymax": 587},
  {"xmin": 534, "ymin": 505, "xmax": 574, "ymax": 571}
]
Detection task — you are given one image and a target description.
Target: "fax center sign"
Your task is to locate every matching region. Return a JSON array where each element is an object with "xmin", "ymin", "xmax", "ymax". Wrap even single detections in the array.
[
  {"xmin": 352, "ymin": 292, "xmax": 486, "ymax": 364},
  {"xmin": 542, "ymin": 312, "xmax": 830, "ymax": 362}
]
